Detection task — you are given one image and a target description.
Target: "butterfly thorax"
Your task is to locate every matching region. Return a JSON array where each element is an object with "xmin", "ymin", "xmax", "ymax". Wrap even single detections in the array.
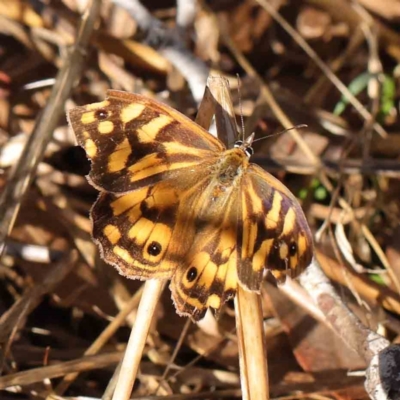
[
  {"xmin": 190, "ymin": 147, "xmax": 247, "ymax": 232},
  {"xmin": 206, "ymin": 148, "xmax": 249, "ymax": 202},
  {"xmin": 217, "ymin": 147, "xmax": 249, "ymax": 182}
]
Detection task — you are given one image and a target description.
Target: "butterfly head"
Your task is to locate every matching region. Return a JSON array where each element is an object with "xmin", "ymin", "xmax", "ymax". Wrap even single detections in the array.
[{"xmin": 234, "ymin": 132, "xmax": 255, "ymax": 158}]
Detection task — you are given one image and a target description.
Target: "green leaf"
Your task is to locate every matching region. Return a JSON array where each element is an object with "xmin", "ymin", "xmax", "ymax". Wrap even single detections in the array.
[
  {"xmin": 369, "ymin": 273, "xmax": 385, "ymax": 286},
  {"xmin": 334, "ymin": 72, "xmax": 370, "ymax": 115},
  {"xmin": 314, "ymin": 186, "xmax": 328, "ymax": 201},
  {"xmin": 380, "ymin": 74, "xmax": 395, "ymax": 117}
]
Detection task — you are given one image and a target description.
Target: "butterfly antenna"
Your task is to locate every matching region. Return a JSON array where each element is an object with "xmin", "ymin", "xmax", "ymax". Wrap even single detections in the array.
[
  {"xmin": 236, "ymin": 74, "xmax": 246, "ymax": 142},
  {"xmin": 252, "ymin": 124, "xmax": 308, "ymax": 143}
]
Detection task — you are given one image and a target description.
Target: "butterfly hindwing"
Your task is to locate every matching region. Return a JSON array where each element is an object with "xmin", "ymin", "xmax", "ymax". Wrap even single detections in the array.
[
  {"xmin": 91, "ymin": 163, "xmax": 240, "ymax": 320},
  {"xmin": 68, "ymin": 90, "xmax": 224, "ymax": 193},
  {"xmin": 237, "ymin": 164, "xmax": 313, "ymax": 290},
  {"xmin": 170, "ymin": 183, "xmax": 240, "ymax": 320},
  {"xmin": 171, "ymin": 228, "xmax": 238, "ymax": 321},
  {"xmin": 91, "ymin": 183, "xmax": 182, "ymax": 279}
]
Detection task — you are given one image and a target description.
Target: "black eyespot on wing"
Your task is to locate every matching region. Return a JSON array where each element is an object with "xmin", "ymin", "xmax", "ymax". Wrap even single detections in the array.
[
  {"xmin": 95, "ymin": 108, "xmax": 109, "ymax": 120},
  {"xmin": 289, "ymin": 242, "xmax": 297, "ymax": 256},
  {"xmin": 147, "ymin": 241, "xmax": 162, "ymax": 256},
  {"xmin": 187, "ymin": 267, "xmax": 197, "ymax": 282}
]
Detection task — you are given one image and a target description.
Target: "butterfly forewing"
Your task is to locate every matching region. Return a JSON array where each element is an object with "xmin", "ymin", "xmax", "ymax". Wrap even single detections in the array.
[
  {"xmin": 68, "ymin": 90, "xmax": 224, "ymax": 193},
  {"xmin": 238, "ymin": 164, "xmax": 313, "ymax": 290}
]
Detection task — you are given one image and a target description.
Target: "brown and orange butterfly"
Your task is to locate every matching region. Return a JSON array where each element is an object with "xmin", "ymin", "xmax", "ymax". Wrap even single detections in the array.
[{"xmin": 68, "ymin": 90, "xmax": 313, "ymax": 320}]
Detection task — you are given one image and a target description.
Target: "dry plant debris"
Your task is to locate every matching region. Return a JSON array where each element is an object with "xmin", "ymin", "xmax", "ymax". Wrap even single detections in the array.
[{"xmin": 1, "ymin": 0, "xmax": 400, "ymax": 399}]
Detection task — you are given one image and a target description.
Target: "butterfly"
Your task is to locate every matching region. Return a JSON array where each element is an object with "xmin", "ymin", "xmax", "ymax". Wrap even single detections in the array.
[{"xmin": 68, "ymin": 90, "xmax": 313, "ymax": 320}]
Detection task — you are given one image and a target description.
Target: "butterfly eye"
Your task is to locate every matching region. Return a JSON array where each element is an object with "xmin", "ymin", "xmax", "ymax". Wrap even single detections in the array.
[
  {"xmin": 186, "ymin": 267, "xmax": 198, "ymax": 282},
  {"xmin": 289, "ymin": 242, "xmax": 297, "ymax": 256},
  {"xmin": 234, "ymin": 140, "xmax": 243, "ymax": 148},
  {"xmin": 244, "ymin": 147, "xmax": 254, "ymax": 157},
  {"xmin": 147, "ymin": 241, "xmax": 162, "ymax": 256},
  {"xmin": 95, "ymin": 108, "xmax": 109, "ymax": 120}
]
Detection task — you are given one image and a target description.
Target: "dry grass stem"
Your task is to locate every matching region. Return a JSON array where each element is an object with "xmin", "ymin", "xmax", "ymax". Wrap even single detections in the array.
[
  {"xmin": 0, "ymin": 0, "xmax": 101, "ymax": 254},
  {"xmin": 111, "ymin": 279, "xmax": 164, "ymax": 400},
  {"xmin": 235, "ymin": 287, "xmax": 269, "ymax": 400},
  {"xmin": 54, "ymin": 285, "xmax": 144, "ymax": 395},
  {"xmin": 255, "ymin": 0, "xmax": 388, "ymax": 138}
]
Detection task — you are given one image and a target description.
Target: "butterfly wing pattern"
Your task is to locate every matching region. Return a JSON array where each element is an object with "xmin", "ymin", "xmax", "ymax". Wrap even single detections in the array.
[
  {"xmin": 238, "ymin": 164, "xmax": 313, "ymax": 291},
  {"xmin": 68, "ymin": 90, "xmax": 224, "ymax": 193},
  {"xmin": 68, "ymin": 90, "xmax": 313, "ymax": 320}
]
